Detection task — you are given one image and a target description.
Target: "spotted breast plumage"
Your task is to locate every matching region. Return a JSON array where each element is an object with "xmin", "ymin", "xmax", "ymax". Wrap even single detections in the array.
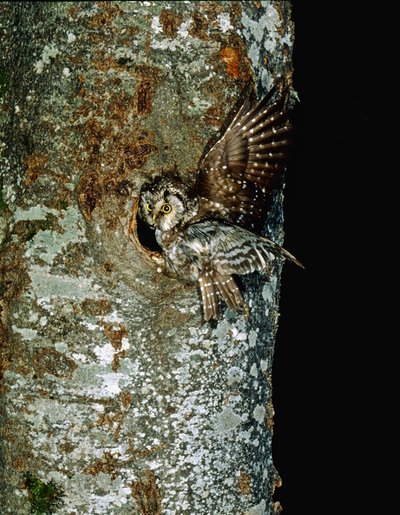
[{"xmin": 139, "ymin": 85, "xmax": 303, "ymax": 321}]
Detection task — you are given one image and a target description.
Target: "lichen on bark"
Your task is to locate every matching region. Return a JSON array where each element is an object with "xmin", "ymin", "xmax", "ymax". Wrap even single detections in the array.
[{"xmin": 0, "ymin": 2, "xmax": 294, "ymax": 513}]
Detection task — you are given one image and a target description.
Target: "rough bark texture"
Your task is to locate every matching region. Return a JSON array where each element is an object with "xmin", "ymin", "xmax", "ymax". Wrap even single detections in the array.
[{"xmin": 0, "ymin": 2, "xmax": 294, "ymax": 513}]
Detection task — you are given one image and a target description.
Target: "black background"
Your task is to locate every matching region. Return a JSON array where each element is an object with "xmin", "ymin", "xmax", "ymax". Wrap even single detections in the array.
[{"xmin": 272, "ymin": 2, "xmax": 390, "ymax": 512}]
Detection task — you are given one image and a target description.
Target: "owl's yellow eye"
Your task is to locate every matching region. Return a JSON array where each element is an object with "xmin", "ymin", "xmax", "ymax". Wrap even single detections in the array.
[
  {"xmin": 145, "ymin": 203, "xmax": 152, "ymax": 212},
  {"xmin": 161, "ymin": 203, "xmax": 172, "ymax": 214}
]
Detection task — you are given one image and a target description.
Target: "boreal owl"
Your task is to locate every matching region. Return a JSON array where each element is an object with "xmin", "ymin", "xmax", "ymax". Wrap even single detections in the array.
[{"xmin": 139, "ymin": 85, "xmax": 303, "ymax": 321}]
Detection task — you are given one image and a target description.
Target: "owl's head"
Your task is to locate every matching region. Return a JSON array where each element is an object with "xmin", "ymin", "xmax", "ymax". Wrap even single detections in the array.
[{"xmin": 139, "ymin": 175, "xmax": 198, "ymax": 231}]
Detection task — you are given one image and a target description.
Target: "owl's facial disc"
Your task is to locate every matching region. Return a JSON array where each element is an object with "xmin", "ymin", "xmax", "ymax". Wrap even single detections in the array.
[
  {"xmin": 139, "ymin": 176, "xmax": 199, "ymax": 233},
  {"xmin": 153, "ymin": 192, "xmax": 185, "ymax": 231}
]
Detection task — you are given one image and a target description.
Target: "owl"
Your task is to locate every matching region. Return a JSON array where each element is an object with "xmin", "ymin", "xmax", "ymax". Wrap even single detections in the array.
[{"xmin": 139, "ymin": 85, "xmax": 303, "ymax": 321}]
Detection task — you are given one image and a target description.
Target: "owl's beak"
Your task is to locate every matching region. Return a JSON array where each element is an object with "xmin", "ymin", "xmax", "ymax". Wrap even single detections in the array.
[{"xmin": 152, "ymin": 212, "xmax": 158, "ymax": 223}]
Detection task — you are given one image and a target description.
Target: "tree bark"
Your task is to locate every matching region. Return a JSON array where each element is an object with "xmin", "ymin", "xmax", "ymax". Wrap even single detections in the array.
[{"xmin": 0, "ymin": 2, "xmax": 294, "ymax": 513}]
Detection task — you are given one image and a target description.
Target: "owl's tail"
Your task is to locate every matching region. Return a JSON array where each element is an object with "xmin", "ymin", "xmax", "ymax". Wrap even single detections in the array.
[
  {"xmin": 199, "ymin": 272, "xmax": 246, "ymax": 321},
  {"xmin": 198, "ymin": 234, "xmax": 303, "ymax": 321}
]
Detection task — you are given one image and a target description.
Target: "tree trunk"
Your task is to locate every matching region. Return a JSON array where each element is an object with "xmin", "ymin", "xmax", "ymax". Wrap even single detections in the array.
[{"xmin": 0, "ymin": 2, "xmax": 294, "ymax": 513}]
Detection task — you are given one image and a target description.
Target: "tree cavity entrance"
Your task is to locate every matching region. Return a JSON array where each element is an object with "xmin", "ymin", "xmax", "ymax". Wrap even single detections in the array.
[
  {"xmin": 130, "ymin": 196, "xmax": 162, "ymax": 255},
  {"xmin": 135, "ymin": 214, "xmax": 161, "ymax": 252}
]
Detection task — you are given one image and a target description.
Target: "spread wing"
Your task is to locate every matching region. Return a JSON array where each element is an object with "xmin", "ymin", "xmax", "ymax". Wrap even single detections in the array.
[{"xmin": 194, "ymin": 86, "xmax": 293, "ymax": 231}]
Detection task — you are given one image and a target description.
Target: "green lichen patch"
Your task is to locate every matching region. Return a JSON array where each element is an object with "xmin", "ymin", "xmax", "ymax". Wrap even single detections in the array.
[{"xmin": 24, "ymin": 473, "xmax": 64, "ymax": 514}]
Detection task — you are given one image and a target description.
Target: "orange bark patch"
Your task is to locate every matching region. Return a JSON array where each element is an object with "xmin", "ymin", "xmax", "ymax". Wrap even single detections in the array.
[
  {"xmin": 159, "ymin": 9, "xmax": 183, "ymax": 38},
  {"xmin": 120, "ymin": 390, "xmax": 132, "ymax": 409},
  {"xmin": 204, "ymin": 105, "xmax": 225, "ymax": 128},
  {"xmin": 130, "ymin": 141, "xmax": 157, "ymax": 167},
  {"xmin": 103, "ymin": 323, "xmax": 128, "ymax": 351},
  {"xmin": 220, "ymin": 47, "xmax": 240, "ymax": 78},
  {"xmin": 131, "ymin": 470, "xmax": 163, "ymax": 515},
  {"xmin": 239, "ymin": 469, "xmax": 251, "ymax": 495},
  {"xmin": 80, "ymin": 298, "xmax": 113, "ymax": 316},
  {"xmin": 265, "ymin": 399, "xmax": 275, "ymax": 430},
  {"xmin": 87, "ymin": 2, "xmax": 124, "ymax": 28},
  {"xmin": 24, "ymin": 154, "xmax": 48, "ymax": 186},
  {"xmin": 84, "ymin": 452, "xmax": 119, "ymax": 479},
  {"xmin": 13, "ymin": 456, "xmax": 27, "ymax": 472},
  {"xmin": 0, "ymin": 319, "xmax": 10, "ymax": 380},
  {"xmin": 133, "ymin": 65, "xmax": 162, "ymax": 116},
  {"xmin": 33, "ymin": 349, "xmax": 77, "ymax": 379},
  {"xmin": 128, "ymin": 442, "xmax": 165, "ymax": 460},
  {"xmin": 111, "ymin": 351, "xmax": 128, "ymax": 372},
  {"xmin": 136, "ymin": 80, "xmax": 154, "ymax": 115},
  {"xmin": 102, "ymin": 323, "xmax": 129, "ymax": 371},
  {"xmin": 77, "ymin": 172, "xmax": 102, "ymax": 219},
  {"xmin": 189, "ymin": 12, "xmax": 209, "ymax": 40}
]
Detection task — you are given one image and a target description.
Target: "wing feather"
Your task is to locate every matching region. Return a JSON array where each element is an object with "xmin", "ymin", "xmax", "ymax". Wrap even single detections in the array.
[
  {"xmin": 188, "ymin": 222, "xmax": 303, "ymax": 277},
  {"xmin": 195, "ymin": 85, "xmax": 293, "ymax": 230}
]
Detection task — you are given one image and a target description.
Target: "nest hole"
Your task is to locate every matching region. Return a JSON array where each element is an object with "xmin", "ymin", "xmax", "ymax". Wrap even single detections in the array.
[{"xmin": 135, "ymin": 211, "xmax": 162, "ymax": 253}]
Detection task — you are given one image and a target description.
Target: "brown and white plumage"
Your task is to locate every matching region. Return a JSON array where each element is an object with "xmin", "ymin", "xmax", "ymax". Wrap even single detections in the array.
[
  {"xmin": 195, "ymin": 86, "xmax": 292, "ymax": 231},
  {"xmin": 139, "ymin": 85, "xmax": 302, "ymax": 321}
]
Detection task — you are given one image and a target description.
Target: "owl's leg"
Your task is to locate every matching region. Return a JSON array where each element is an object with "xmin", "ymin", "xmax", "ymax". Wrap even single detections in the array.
[{"xmin": 198, "ymin": 272, "xmax": 220, "ymax": 321}]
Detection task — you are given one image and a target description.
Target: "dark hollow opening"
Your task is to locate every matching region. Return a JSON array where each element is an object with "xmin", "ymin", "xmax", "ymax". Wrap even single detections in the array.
[{"xmin": 135, "ymin": 213, "xmax": 162, "ymax": 252}]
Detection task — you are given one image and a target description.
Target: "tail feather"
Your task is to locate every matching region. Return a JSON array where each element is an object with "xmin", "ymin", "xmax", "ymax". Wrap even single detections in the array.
[
  {"xmin": 198, "ymin": 272, "xmax": 247, "ymax": 321},
  {"xmin": 215, "ymin": 275, "xmax": 245, "ymax": 311},
  {"xmin": 199, "ymin": 273, "xmax": 220, "ymax": 321}
]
